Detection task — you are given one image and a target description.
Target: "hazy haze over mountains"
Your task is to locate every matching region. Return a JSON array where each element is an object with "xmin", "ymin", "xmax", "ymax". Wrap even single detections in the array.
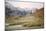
[{"xmin": 5, "ymin": 0, "xmax": 44, "ymax": 16}]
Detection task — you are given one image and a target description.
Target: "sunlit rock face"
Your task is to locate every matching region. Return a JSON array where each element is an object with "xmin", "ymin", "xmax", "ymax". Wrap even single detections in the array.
[{"xmin": 34, "ymin": 8, "xmax": 44, "ymax": 17}]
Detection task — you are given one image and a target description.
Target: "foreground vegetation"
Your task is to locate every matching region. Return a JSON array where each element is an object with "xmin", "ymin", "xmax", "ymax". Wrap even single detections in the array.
[{"xmin": 5, "ymin": 8, "xmax": 44, "ymax": 29}]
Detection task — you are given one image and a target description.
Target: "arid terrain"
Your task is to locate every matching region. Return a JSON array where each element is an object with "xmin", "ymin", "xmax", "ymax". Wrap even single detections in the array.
[
  {"xmin": 5, "ymin": 0, "xmax": 44, "ymax": 30},
  {"xmin": 5, "ymin": 8, "xmax": 44, "ymax": 30}
]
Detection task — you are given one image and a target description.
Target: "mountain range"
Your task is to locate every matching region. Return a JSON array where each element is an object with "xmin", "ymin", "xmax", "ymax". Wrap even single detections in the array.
[{"xmin": 5, "ymin": 2, "xmax": 37, "ymax": 16}]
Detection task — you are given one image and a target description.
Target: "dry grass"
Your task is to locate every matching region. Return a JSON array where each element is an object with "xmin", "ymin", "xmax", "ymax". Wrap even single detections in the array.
[{"xmin": 5, "ymin": 8, "xmax": 44, "ymax": 27}]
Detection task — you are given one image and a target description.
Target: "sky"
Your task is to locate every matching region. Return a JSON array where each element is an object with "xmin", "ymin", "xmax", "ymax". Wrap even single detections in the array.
[
  {"xmin": 7, "ymin": 1, "xmax": 44, "ymax": 9},
  {"xmin": 6, "ymin": 0, "xmax": 44, "ymax": 2}
]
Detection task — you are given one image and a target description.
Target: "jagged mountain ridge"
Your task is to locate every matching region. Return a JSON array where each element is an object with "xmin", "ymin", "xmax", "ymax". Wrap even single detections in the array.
[
  {"xmin": 5, "ymin": 2, "xmax": 32, "ymax": 16},
  {"xmin": 5, "ymin": 2, "xmax": 37, "ymax": 16},
  {"xmin": 5, "ymin": 7, "xmax": 27, "ymax": 16}
]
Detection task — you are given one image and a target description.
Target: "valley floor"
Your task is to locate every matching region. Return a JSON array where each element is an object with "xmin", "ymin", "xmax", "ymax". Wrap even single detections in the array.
[{"xmin": 5, "ymin": 14, "xmax": 44, "ymax": 30}]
